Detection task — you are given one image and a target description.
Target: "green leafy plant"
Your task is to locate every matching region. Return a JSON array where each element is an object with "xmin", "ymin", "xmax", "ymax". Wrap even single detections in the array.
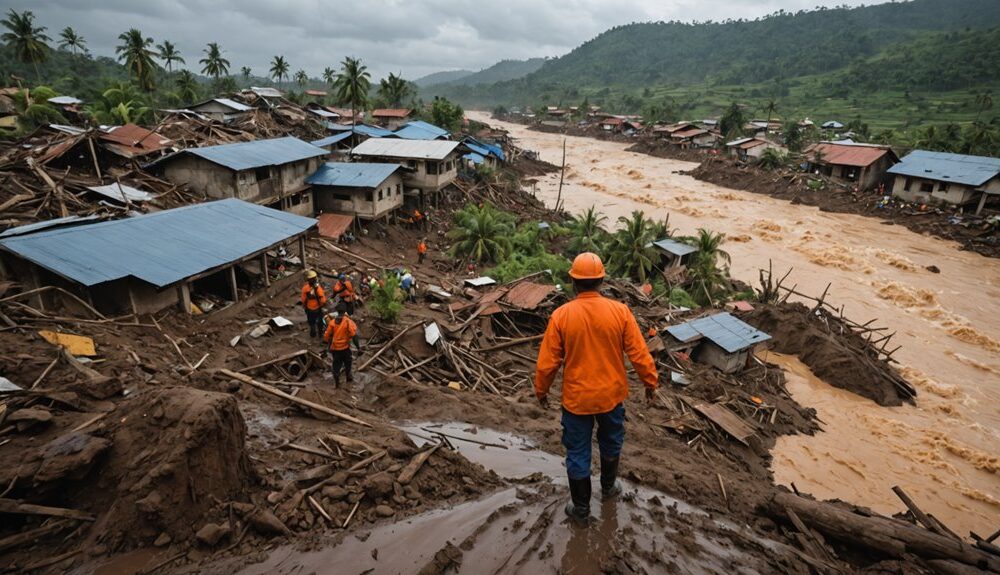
[
  {"xmin": 757, "ymin": 147, "xmax": 788, "ymax": 171},
  {"xmin": 447, "ymin": 203, "xmax": 515, "ymax": 263},
  {"xmin": 369, "ymin": 274, "xmax": 404, "ymax": 323},
  {"xmin": 566, "ymin": 205, "xmax": 608, "ymax": 255},
  {"xmin": 607, "ymin": 210, "xmax": 658, "ymax": 283}
]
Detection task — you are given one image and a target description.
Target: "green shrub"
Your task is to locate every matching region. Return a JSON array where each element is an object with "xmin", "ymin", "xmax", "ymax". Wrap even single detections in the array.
[{"xmin": 369, "ymin": 274, "xmax": 404, "ymax": 323}]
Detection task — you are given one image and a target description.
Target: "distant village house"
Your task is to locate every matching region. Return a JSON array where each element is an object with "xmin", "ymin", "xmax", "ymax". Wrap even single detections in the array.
[
  {"xmin": 186, "ymin": 98, "xmax": 253, "ymax": 122},
  {"xmin": 665, "ymin": 313, "xmax": 771, "ymax": 374},
  {"xmin": 805, "ymin": 141, "xmax": 899, "ymax": 190},
  {"xmin": 888, "ymin": 150, "xmax": 1000, "ymax": 214},
  {"xmin": 725, "ymin": 137, "xmax": 786, "ymax": 162},
  {"xmin": 370, "ymin": 109, "xmax": 412, "ymax": 130},
  {"xmin": 306, "ymin": 162, "xmax": 404, "ymax": 221}
]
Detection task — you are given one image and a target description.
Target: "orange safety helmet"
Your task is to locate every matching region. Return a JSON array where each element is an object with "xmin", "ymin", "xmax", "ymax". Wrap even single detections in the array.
[{"xmin": 568, "ymin": 252, "xmax": 606, "ymax": 280}]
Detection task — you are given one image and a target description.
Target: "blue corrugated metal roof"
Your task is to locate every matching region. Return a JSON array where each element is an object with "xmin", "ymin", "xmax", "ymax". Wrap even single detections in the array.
[
  {"xmin": 666, "ymin": 312, "xmax": 770, "ymax": 353},
  {"xmin": 887, "ymin": 150, "xmax": 1000, "ymax": 187},
  {"xmin": 353, "ymin": 124, "xmax": 396, "ymax": 138},
  {"xmin": 0, "ymin": 215, "xmax": 102, "ymax": 238},
  {"xmin": 395, "ymin": 124, "xmax": 444, "ymax": 140},
  {"xmin": 311, "ymin": 132, "xmax": 352, "ymax": 147},
  {"xmin": 462, "ymin": 137, "xmax": 505, "ymax": 161},
  {"xmin": 0, "ymin": 199, "xmax": 315, "ymax": 288},
  {"xmin": 152, "ymin": 137, "xmax": 327, "ymax": 172},
  {"xmin": 652, "ymin": 238, "xmax": 698, "ymax": 257},
  {"xmin": 306, "ymin": 162, "xmax": 400, "ymax": 188},
  {"xmin": 463, "ymin": 152, "xmax": 485, "ymax": 165},
  {"xmin": 402, "ymin": 121, "xmax": 449, "ymax": 136}
]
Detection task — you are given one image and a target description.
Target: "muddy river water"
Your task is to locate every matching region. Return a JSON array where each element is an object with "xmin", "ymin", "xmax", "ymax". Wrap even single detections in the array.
[{"xmin": 469, "ymin": 112, "xmax": 1000, "ymax": 536}]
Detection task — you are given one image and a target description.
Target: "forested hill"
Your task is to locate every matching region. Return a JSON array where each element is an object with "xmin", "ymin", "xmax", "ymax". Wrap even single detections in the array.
[
  {"xmin": 413, "ymin": 69, "xmax": 473, "ymax": 88},
  {"xmin": 434, "ymin": 0, "xmax": 1000, "ymax": 112},
  {"xmin": 422, "ymin": 58, "xmax": 546, "ymax": 90}
]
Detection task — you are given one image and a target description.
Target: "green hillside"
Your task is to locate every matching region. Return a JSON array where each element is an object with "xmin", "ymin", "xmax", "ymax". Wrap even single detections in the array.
[
  {"xmin": 423, "ymin": 58, "xmax": 546, "ymax": 90},
  {"xmin": 436, "ymin": 0, "xmax": 1000, "ymax": 129},
  {"xmin": 413, "ymin": 69, "xmax": 473, "ymax": 88}
]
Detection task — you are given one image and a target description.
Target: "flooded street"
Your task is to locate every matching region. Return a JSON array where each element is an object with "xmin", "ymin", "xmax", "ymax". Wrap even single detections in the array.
[{"xmin": 470, "ymin": 112, "xmax": 1000, "ymax": 535}]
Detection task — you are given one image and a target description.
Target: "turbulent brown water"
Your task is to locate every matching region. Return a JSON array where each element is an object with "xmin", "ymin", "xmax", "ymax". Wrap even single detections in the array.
[{"xmin": 472, "ymin": 112, "xmax": 1000, "ymax": 536}]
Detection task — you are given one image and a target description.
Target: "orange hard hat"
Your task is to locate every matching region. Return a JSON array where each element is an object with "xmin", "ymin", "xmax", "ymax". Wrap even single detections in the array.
[{"xmin": 569, "ymin": 252, "xmax": 605, "ymax": 280}]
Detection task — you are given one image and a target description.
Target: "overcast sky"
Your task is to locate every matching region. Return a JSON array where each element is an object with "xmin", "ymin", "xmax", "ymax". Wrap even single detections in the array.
[{"xmin": 11, "ymin": 0, "xmax": 878, "ymax": 81}]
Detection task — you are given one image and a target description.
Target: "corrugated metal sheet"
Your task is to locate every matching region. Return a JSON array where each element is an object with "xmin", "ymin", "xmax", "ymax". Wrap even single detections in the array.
[
  {"xmin": 371, "ymin": 108, "xmax": 411, "ymax": 118},
  {"xmin": 250, "ymin": 86, "xmax": 283, "ymax": 98},
  {"xmin": 403, "ymin": 121, "xmax": 448, "ymax": 136},
  {"xmin": 99, "ymin": 124, "xmax": 173, "ymax": 158},
  {"xmin": 887, "ymin": 150, "xmax": 1000, "ymax": 187},
  {"xmin": 0, "ymin": 199, "xmax": 315, "ymax": 288},
  {"xmin": 395, "ymin": 124, "xmax": 446, "ymax": 140},
  {"xmin": 0, "ymin": 215, "xmax": 101, "ymax": 239},
  {"xmin": 666, "ymin": 312, "xmax": 770, "ymax": 353},
  {"xmin": 86, "ymin": 183, "xmax": 156, "ymax": 203},
  {"xmin": 725, "ymin": 137, "xmax": 753, "ymax": 147},
  {"xmin": 807, "ymin": 142, "xmax": 894, "ymax": 168},
  {"xmin": 353, "ymin": 124, "xmax": 396, "ymax": 138},
  {"xmin": 317, "ymin": 213, "xmax": 354, "ymax": 238},
  {"xmin": 652, "ymin": 238, "xmax": 698, "ymax": 257},
  {"xmin": 502, "ymin": 282, "xmax": 556, "ymax": 310},
  {"xmin": 167, "ymin": 137, "xmax": 327, "ymax": 171},
  {"xmin": 310, "ymin": 108, "xmax": 339, "ymax": 119},
  {"xmin": 47, "ymin": 96, "xmax": 83, "ymax": 105},
  {"xmin": 464, "ymin": 152, "xmax": 485, "ymax": 164},
  {"xmin": 671, "ymin": 128, "xmax": 708, "ymax": 139},
  {"xmin": 306, "ymin": 162, "xmax": 400, "ymax": 188},
  {"xmin": 352, "ymin": 138, "xmax": 460, "ymax": 161},
  {"xmin": 311, "ymin": 132, "xmax": 352, "ymax": 147}
]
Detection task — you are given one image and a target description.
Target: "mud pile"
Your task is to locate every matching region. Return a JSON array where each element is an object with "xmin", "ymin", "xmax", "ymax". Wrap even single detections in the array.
[
  {"xmin": 625, "ymin": 138, "xmax": 709, "ymax": 162},
  {"xmin": 745, "ymin": 303, "xmax": 909, "ymax": 406}
]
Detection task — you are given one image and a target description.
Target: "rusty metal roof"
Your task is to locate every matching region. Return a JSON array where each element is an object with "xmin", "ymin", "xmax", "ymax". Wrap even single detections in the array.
[
  {"xmin": 671, "ymin": 128, "xmax": 708, "ymax": 139},
  {"xmin": 371, "ymin": 108, "xmax": 412, "ymax": 118},
  {"xmin": 317, "ymin": 213, "xmax": 354, "ymax": 239},
  {"xmin": 99, "ymin": 124, "xmax": 173, "ymax": 158},
  {"xmin": 502, "ymin": 282, "xmax": 556, "ymax": 310},
  {"xmin": 807, "ymin": 142, "xmax": 896, "ymax": 167}
]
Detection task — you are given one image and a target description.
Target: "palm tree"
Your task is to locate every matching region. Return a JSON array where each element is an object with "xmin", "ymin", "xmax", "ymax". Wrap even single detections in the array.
[
  {"xmin": 683, "ymin": 229, "xmax": 731, "ymax": 306},
  {"xmin": 115, "ymin": 28, "xmax": 158, "ymax": 92},
  {"xmin": 86, "ymin": 83, "xmax": 151, "ymax": 125},
  {"xmin": 379, "ymin": 72, "xmax": 411, "ymax": 108},
  {"xmin": 757, "ymin": 147, "xmax": 787, "ymax": 171},
  {"xmin": 200, "ymin": 42, "xmax": 230, "ymax": 83},
  {"xmin": 567, "ymin": 206, "xmax": 608, "ymax": 255},
  {"xmin": 607, "ymin": 211, "xmax": 657, "ymax": 284},
  {"xmin": 240, "ymin": 66, "xmax": 252, "ymax": 83},
  {"xmin": 447, "ymin": 203, "xmax": 514, "ymax": 263},
  {"xmin": 58, "ymin": 27, "xmax": 86, "ymax": 55},
  {"xmin": 322, "ymin": 66, "xmax": 336, "ymax": 86},
  {"xmin": 763, "ymin": 99, "xmax": 778, "ymax": 126},
  {"xmin": 975, "ymin": 90, "xmax": 993, "ymax": 122},
  {"xmin": 156, "ymin": 40, "xmax": 184, "ymax": 74},
  {"xmin": 294, "ymin": 70, "xmax": 308, "ymax": 88},
  {"xmin": 175, "ymin": 70, "xmax": 200, "ymax": 103},
  {"xmin": 335, "ymin": 56, "xmax": 371, "ymax": 131},
  {"xmin": 269, "ymin": 55, "xmax": 290, "ymax": 87},
  {"xmin": 1, "ymin": 9, "xmax": 50, "ymax": 80}
]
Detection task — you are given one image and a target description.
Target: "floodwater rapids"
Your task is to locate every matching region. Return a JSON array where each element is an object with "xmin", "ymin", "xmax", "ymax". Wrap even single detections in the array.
[{"xmin": 470, "ymin": 112, "xmax": 1000, "ymax": 536}]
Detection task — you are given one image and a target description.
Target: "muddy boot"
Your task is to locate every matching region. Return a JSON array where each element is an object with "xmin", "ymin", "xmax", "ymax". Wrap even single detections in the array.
[
  {"xmin": 564, "ymin": 477, "xmax": 591, "ymax": 525},
  {"xmin": 600, "ymin": 457, "xmax": 622, "ymax": 500}
]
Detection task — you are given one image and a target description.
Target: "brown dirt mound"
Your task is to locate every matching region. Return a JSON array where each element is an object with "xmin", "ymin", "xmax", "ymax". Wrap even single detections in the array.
[
  {"xmin": 624, "ymin": 139, "xmax": 708, "ymax": 163},
  {"xmin": 745, "ymin": 303, "xmax": 908, "ymax": 406}
]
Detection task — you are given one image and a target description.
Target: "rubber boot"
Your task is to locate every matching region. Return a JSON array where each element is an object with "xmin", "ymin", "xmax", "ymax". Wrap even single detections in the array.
[
  {"xmin": 564, "ymin": 477, "xmax": 591, "ymax": 525},
  {"xmin": 600, "ymin": 457, "xmax": 622, "ymax": 500}
]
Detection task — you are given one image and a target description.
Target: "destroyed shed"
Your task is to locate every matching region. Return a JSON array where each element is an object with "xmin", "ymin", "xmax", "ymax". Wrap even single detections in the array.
[
  {"xmin": 805, "ymin": 141, "xmax": 898, "ymax": 190},
  {"xmin": 185, "ymin": 98, "xmax": 254, "ymax": 122},
  {"xmin": 306, "ymin": 162, "xmax": 404, "ymax": 221},
  {"xmin": 0, "ymin": 199, "xmax": 315, "ymax": 315},
  {"xmin": 147, "ymin": 136, "xmax": 327, "ymax": 216},
  {"xmin": 98, "ymin": 123, "xmax": 175, "ymax": 160},
  {"xmin": 350, "ymin": 139, "xmax": 463, "ymax": 203},
  {"xmin": 887, "ymin": 150, "xmax": 1000, "ymax": 214},
  {"xmin": 665, "ymin": 312, "xmax": 771, "ymax": 374},
  {"xmin": 650, "ymin": 238, "xmax": 698, "ymax": 269}
]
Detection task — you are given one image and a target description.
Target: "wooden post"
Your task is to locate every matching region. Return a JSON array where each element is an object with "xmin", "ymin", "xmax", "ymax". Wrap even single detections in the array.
[
  {"xmin": 177, "ymin": 282, "xmax": 192, "ymax": 313},
  {"xmin": 127, "ymin": 285, "xmax": 139, "ymax": 316},
  {"xmin": 298, "ymin": 236, "xmax": 307, "ymax": 269},
  {"xmin": 261, "ymin": 253, "xmax": 270, "ymax": 287},
  {"xmin": 975, "ymin": 192, "xmax": 988, "ymax": 216},
  {"xmin": 228, "ymin": 266, "xmax": 239, "ymax": 303}
]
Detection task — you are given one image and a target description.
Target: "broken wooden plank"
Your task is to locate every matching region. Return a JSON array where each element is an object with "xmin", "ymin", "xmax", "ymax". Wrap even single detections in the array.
[
  {"xmin": 0, "ymin": 498, "xmax": 95, "ymax": 521},
  {"xmin": 0, "ymin": 519, "xmax": 72, "ymax": 552},
  {"xmin": 474, "ymin": 334, "xmax": 544, "ymax": 352},
  {"xmin": 216, "ymin": 369, "xmax": 371, "ymax": 428},
  {"xmin": 397, "ymin": 443, "xmax": 442, "ymax": 485},
  {"xmin": 357, "ymin": 321, "xmax": 423, "ymax": 372},
  {"xmin": 689, "ymin": 400, "xmax": 755, "ymax": 446}
]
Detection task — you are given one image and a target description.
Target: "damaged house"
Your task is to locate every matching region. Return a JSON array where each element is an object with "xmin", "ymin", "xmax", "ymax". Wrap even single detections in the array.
[
  {"xmin": 887, "ymin": 150, "xmax": 1000, "ymax": 214},
  {"xmin": 665, "ymin": 312, "xmax": 771, "ymax": 374},
  {"xmin": 0, "ymin": 199, "xmax": 315, "ymax": 315},
  {"xmin": 147, "ymin": 136, "xmax": 327, "ymax": 216},
  {"xmin": 306, "ymin": 162, "xmax": 404, "ymax": 221},
  {"xmin": 185, "ymin": 98, "xmax": 254, "ymax": 122},
  {"xmin": 725, "ymin": 137, "xmax": 786, "ymax": 162},
  {"xmin": 805, "ymin": 141, "xmax": 898, "ymax": 190},
  {"xmin": 349, "ymin": 138, "xmax": 464, "ymax": 204},
  {"xmin": 370, "ymin": 109, "xmax": 412, "ymax": 130}
]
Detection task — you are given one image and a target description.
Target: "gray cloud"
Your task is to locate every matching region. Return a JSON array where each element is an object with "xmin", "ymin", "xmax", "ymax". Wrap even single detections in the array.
[{"xmin": 12, "ymin": 0, "xmax": 874, "ymax": 81}]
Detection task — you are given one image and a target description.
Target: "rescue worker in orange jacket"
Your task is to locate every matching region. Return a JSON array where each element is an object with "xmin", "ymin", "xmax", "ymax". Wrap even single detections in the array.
[
  {"xmin": 331, "ymin": 273, "xmax": 356, "ymax": 315},
  {"xmin": 535, "ymin": 252, "xmax": 659, "ymax": 524},
  {"xmin": 417, "ymin": 239, "xmax": 428, "ymax": 264},
  {"xmin": 300, "ymin": 270, "xmax": 327, "ymax": 337},
  {"xmin": 323, "ymin": 308, "xmax": 362, "ymax": 386}
]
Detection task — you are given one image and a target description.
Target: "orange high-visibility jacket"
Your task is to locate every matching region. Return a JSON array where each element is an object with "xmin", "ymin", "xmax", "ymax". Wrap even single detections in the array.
[
  {"xmin": 418, "ymin": 241, "xmax": 427, "ymax": 254},
  {"xmin": 535, "ymin": 291, "xmax": 658, "ymax": 415},
  {"xmin": 301, "ymin": 283, "xmax": 327, "ymax": 311},
  {"xmin": 334, "ymin": 279, "xmax": 355, "ymax": 302},
  {"xmin": 324, "ymin": 316, "xmax": 357, "ymax": 351}
]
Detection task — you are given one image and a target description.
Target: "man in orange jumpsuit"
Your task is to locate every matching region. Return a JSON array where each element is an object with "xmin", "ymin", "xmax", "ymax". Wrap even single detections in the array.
[
  {"xmin": 300, "ymin": 269, "xmax": 327, "ymax": 338},
  {"xmin": 323, "ymin": 308, "xmax": 362, "ymax": 386},
  {"xmin": 535, "ymin": 252, "xmax": 659, "ymax": 524},
  {"xmin": 417, "ymin": 239, "xmax": 428, "ymax": 264},
  {"xmin": 332, "ymin": 272, "xmax": 356, "ymax": 315}
]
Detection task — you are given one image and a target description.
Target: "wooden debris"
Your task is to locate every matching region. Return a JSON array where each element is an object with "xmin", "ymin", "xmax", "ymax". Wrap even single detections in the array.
[
  {"xmin": 0, "ymin": 498, "xmax": 95, "ymax": 521},
  {"xmin": 397, "ymin": 442, "xmax": 442, "ymax": 485},
  {"xmin": 216, "ymin": 369, "xmax": 372, "ymax": 428},
  {"xmin": 357, "ymin": 321, "xmax": 424, "ymax": 371},
  {"xmin": 687, "ymin": 400, "xmax": 756, "ymax": 446}
]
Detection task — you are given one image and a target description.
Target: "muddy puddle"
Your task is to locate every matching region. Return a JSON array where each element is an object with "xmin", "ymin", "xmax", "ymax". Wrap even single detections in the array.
[
  {"xmin": 470, "ymin": 112, "xmax": 1000, "ymax": 535},
  {"xmin": 210, "ymin": 422, "xmax": 792, "ymax": 575}
]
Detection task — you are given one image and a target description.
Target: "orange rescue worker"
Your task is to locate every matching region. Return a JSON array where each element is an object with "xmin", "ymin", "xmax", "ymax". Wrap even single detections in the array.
[
  {"xmin": 323, "ymin": 309, "xmax": 362, "ymax": 386},
  {"xmin": 535, "ymin": 252, "xmax": 658, "ymax": 524},
  {"xmin": 417, "ymin": 239, "xmax": 428, "ymax": 264},
  {"xmin": 300, "ymin": 270, "xmax": 327, "ymax": 338},
  {"xmin": 332, "ymin": 272, "xmax": 356, "ymax": 315}
]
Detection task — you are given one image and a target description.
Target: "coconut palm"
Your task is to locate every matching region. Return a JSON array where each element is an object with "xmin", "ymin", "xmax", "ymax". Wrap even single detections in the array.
[
  {"xmin": 335, "ymin": 56, "xmax": 371, "ymax": 130},
  {"xmin": 175, "ymin": 69, "xmax": 200, "ymax": 103},
  {"xmin": 762, "ymin": 99, "xmax": 778, "ymax": 126},
  {"xmin": 607, "ymin": 211, "xmax": 658, "ymax": 284},
  {"xmin": 447, "ymin": 203, "xmax": 515, "ymax": 264},
  {"xmin": 269, "ymin": 55, "xmax": 289, "ymax": 86},
  {"xmin": 58, "ymin": 27, "xmax": 86, "ymax": 55},
  {"xmin": 757, "ymin": 147, "xmax": 787, "ymax": 171},
  {"xmin": 1, "ymin": 9, "xmax": 50, "ymax": 80},
  {"xmin": 566, "ymin": 206, "xmax": 608, "ymax": 255},
  {"xmin": 294, "ymin": 70, "xmax": 308, "ymax": 88},
  {"xmin": 379, "ymin": 72, "xmax": 411, "ymax": 108},
  {"xmin": 200, "ymin": 42, "xmax": 230, "ymax": 83},
  {"xmin": 240, "ymin": 66, "xmax": 252, "ymax": 80},
  {"xmin": 156, "ymin": 40, "xmax": 184, "ymax": 73},
  {"xmin": 683, "ymin": 229, "xmax": 732, "ymax": 305},
  {"xmin": 322, "ymin": 66, "xmax": 336, "ymax": 86},
  {"xmin": 974, "ymin": 90, "xmax": 993, "ymax": 122},
  {"xmin": 115, "ymin": 28, "xmax": 158, "ymax": 91}
]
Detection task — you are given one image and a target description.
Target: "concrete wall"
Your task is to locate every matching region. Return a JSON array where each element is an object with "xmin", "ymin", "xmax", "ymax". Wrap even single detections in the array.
[
  {"xmin": 162, "ymin": 155, "xmax": 323, "ymax": 209},
  {"xmin": 694, "ymin": 342, "xmax": 748, "ymax": 374},
  {"xmin": 314, "ymin": 172, "xmax": 404, "ymax": 220},
  {"xmin": 892, "ymin": 175, "xmax": 979, "ymax": 206},
  {"xmin": 355, "ymin": 153, "xmax": 459, "ymax": 192}
]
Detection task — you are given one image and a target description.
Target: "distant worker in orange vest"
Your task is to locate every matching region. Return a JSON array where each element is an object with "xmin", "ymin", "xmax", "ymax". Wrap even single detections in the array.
[
  {"xmin": 300, "ymin": 269, "xmax": 327, "ymax": 338},
  {"xmin": 332, "ymin": 272, "xmax": 356, "ymax": 315},
  {"xmin": 323, "ymin": 308, "xmax": 362, "ymax": 386},
  {"xmin": 535, "ymin": 252, "xmax": 659, "ymax": 525},
  {"xmin": 417, "ymin": 239, "xmax": 428, "ymax": 264}
]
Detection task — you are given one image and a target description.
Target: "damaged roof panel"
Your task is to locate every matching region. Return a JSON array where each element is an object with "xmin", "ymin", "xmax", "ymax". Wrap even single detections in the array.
[
  {"xmin": 666, "ymin": 312, "xmax": 770, "ymax": 353},
  {"xmin": 352, "ymin": 138, "xmax": 461, "ymax": 160},
  {"xmin": 152, "ymin": 136, "xmax": 327, "ymax": 172},
  {"xmin": 502, "ymin": 282, "xmax": 556, "ymax": 310},
  {"xmin": 306, "ymin": 162, "xmax": 401, "ymax": 188}
]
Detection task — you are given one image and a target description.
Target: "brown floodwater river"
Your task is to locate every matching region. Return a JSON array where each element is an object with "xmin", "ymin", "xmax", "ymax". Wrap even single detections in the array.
[{"xmin": 470, "ymin": 112, "xmax": 1000, "ymax": 536}]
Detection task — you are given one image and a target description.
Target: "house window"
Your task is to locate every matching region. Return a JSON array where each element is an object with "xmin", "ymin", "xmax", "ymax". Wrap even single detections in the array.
[
  {"xmin": 407, "ymin": 160, "xmax": 416, "ymax": 168},
  {"xmin": 446, "ymin": 161, "xmax": 453, "ymax": 171},
  {"xmin": 255, "ymin": 166, "xmax": 270, "ymax": 181},
  {"xmin": 365, "ymin": 191, "xmax": 373, "ymax": 202},
  {"xmin": 427, "ymin": 162, "xmax": 439, "ymax": 175},
  {"xmin": 939, "ymin": 182, "xmax": 950, "ymax": 192},
  {"xmin": 396, "ymin": 183, "xmax": 401, "ymax": 196},
  {"xmin": 378, "ymin": 189, "xmax": 383, "ymax": 201},
  {"xmin": 333, "ymin": 193, "xmax": 352, "ymax": 202},
  {"xmin": 920, "ymin": 182, "xmax": 934, "ymax": 193},
  {"xmin": 903, "ymin": 177, "xmax": 913, "ymax": 191}
]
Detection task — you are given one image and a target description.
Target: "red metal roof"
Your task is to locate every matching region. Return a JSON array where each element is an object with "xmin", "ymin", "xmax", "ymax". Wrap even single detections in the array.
[
  {"xmin": 672, "ymin": 128, "xmax": 708, "ymax": 139},
  {"xmin": 601, "ymin": 117, "xmax": 624, "ymax": 126},
  {"xmin": 317, "ymin": 213, "xmax": 354, "ymax": 239},
  {"xmin": 502, "ymin": 282, "xmax": 556, "ymax": 310},
  {"xmin": 99, "ymin": 124, "xmax": 173, "ymax": 158},
  {"xmin": 371, "ymin": 108, "xmax": 411, "ymax": 118},
  {"xmin": 740, "ymin": 140, "xmax": 767, "ymax": 150},
  {"xmin": 807, "ymin": 142, "xmax": 893, "ymax": 168},
  {"xmin": 305, "ymin": 89, "xmax": 327, "ymax": 96}
]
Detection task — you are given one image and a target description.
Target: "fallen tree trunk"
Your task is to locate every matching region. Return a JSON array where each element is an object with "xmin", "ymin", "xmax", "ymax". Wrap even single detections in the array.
[
  {"xmin": 216, "ymin": 369, "xmax": 371, "ymax": 428},
  {"xmin": 771, "ymin": 492, "xmax": 1000, "ymax": 572}
]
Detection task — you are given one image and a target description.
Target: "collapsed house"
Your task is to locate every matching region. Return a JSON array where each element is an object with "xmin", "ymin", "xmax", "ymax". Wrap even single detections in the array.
[
  {"xmin": 664, "ymin": 312, "xmax": 771, "ymax": 374},
  {"xmin": 349, "ymin": 138, "xmax": 464, "ymax": 205},
  {"xmin": 306, "ymin": 162, "xmax": 405, "ymax": 221},
  {"xmin": 185, "ymin": 98, "xmax": 254, "ymax": 122},
  {"xmin": 462, "ymin": 137, "xmax": 506, "ymax": 169},
  {"xmin": 98, "ymin": 123, "xmax": 175, "ymax": 161},
  {"xmin": 653, "ymin": 122, "xmax": 719, "ymax": 149},
  {"xmin": 0, "ymin": 199, "xmax": 315, "ymax": 315},
  {"xmin": 725, "ymin": 137, "xmax": 786, "ymax": 162},
  {"xmin": 147, "ymin": 136, "xmax": 328, "ymax": 216},
  {"xmin": 887, "ymin": 150, "xmax": 1000, "ymax": 214},
  {"xmin": 805, "ymin": 141, "xmax": 899, "ymax": 190}
]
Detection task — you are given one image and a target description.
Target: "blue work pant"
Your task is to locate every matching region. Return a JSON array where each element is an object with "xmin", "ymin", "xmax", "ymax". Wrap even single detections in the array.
[{"xmin": 561, "ymin": 403, "xmax": 625, "ymax": 480}]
